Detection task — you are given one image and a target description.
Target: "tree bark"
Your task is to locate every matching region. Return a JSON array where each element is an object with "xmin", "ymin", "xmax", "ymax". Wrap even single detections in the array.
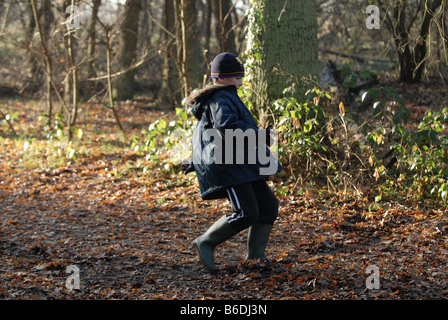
[
  {"xmin": 414, "ymin": 0, "xmax": 443, "ymax": 82},
  {"xmin": 63, "ymin": 0, "xmax": 80, "ymax": 140},
  {"xmin": 158, "ymin": 0, "xmax": 180, "ymax": 106},
  {"xmin": 85, "ymin": 0, "xmax": 101, "ymax": 99},
  {"xmin": 246, "ymin": 0, "xmax": 318, "ymax": 116},
  {"xmin": 30, "ymin": 0, "xmax": 54, "ymax": 127},
  {"xmin": 212, "ymin": 0, "xmax": 236, "ymax": 53},
  {"xmin": 203, "ymin": 0, "xmax": 212, "ymax": 54},
  {"xmin": 386, "ymin": 0, "xmax": 443, "ymax": 83},
  {"xmin": 175, "ymin": 0, "xmax": 201, "ymax": 100},
  {"xmin": 114, "ymin": 0, "xmax": 142, "ymax": 101}
]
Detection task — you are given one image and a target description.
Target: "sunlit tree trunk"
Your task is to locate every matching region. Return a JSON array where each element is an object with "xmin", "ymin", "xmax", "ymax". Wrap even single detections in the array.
[
  {"xmin": 30, "ymin": 0, "xmax": 54, "ymax": 126},
  {"xmin": 246, "ymin": 0, "xmax": 318, "ymax": 118},
  {"xmin": 175, "ymin": 0, "xmax": 201, "ymax": 99}
]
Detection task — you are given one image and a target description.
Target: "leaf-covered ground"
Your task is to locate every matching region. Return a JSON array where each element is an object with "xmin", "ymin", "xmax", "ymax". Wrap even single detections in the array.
[{"xmin": 1, "ymin": 94, "xmax": 448, "ymax": 300}]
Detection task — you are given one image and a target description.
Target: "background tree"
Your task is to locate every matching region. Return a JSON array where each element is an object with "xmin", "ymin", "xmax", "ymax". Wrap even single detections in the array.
[
  {"xmin": 377, "ymin": 0, "xmax": 444, "ymax": 83},
  {"xmin": 114, "ymin": 0, "xmax": 142, "ymax": 101},
  {"xmin": 175, "ymin": 0, "xmax": 201, "ymax": 101},
  {"xmin": 63, "ymin": 0, "xmax": 80, "ymax": 140},
  {"xmin": 212, "ymin": 0, "xmax": 237, "ymax": 53},
  {"xmin": 85, "ymin": 0, "xmax": 101, "ymax": 100},
  {"xmin": 158, "ymin": 0, "xmax": 180, "ymax": 107},
  {"xmin": 246, "ymin": 0, "xmax": 319, "ymax": 121},
  {"xmin": 29, "ymin": 0, "xmax": 54, "ymax": 126},
  {"xmin": 318, "ymin": 0, "xmax": 447, "ymax": 84}
]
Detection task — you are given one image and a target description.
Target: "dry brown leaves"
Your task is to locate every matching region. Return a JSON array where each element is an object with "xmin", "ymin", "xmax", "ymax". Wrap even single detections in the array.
[{"xmin": 1, "ymin": 98, "xmax": 448, "ymax": 300}]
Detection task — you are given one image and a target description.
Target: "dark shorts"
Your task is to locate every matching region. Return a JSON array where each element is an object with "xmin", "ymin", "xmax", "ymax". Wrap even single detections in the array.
[{"xmin": 225, "ymin": 180, "xmax": 279, "ymax": 231}]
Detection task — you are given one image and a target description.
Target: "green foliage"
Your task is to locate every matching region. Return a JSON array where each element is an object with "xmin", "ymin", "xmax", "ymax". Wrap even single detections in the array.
[
  {"xmin": 271, "ymin": 89, "xmax": 328, "ymax": 180},
  {"xmin": 138, "ymin": 107, "xmax": 195, "ymax": 165},
  {"xmin": 342, "ymin": 69, "xmax": 377, "ymax": 90},
  {"xmin": 151, "ymin": 81, "xmax": 447, "ymax": 205},
  {"xmin": 245, "ymin": 0, "xmax": 265, "ymax": 66},
  {"xmin": 391, "ymin": 108, "xmax": 448, "ymax": 202},
  {"xmin": 265, "ymin": 84, "xmax": 448, "ymax": 204}
]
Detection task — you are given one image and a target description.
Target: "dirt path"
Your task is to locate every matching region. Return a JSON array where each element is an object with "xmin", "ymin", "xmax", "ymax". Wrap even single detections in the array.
[
  {"xmin": 1, "ymin": 96, "xmax": 448, "ymax": 301},
  {"xmin": 1, "ymin": 156, "xmax": 448, "ymax": 300}
]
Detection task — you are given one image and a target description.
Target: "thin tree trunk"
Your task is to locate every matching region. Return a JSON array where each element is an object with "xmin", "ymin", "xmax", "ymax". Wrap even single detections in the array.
[
  {"xmin": 0, "ymin": 107, "xmax": 17, "ymax": 136},
  {"xmin": 0, "ymin": 0, "xmax": 13, "ymax": 36},
  {"xmin": 175, "ymin": 0, "xmax": 201, "ymax": 100},
  {"xmin": 212, "ymin": 0, "xmax": 236, "ymax": 53},
  {"xmin": 106, "ymin": 28, "xmax": 125, "ymax": 134},
  {"xmin": 176, "ymin": 0, "xmax": 189, "ymax": 99},
  {"xmin": 85, "ymin": 0, "xmax": 101, "ymax": 99},
  {"xmin": 389, "ymin": 0, "xmax": 443, "ymax": 83},
  {"xmin": 414, "ymin": 0, "xmax": 443, "ymax": 82},
  {"xmin": 26, "ymin": 0, "xmax": 41, "ymax": 92},
  {"xmin": 159, "ymin": 0, "xmax": 179, "ymax": 106},
  {"xmin": 139, "ymin": 0, "xmax": 151, "ymax": 48},
  {"xmin": 30, "ymin": 0, "xmax": 53, "ymax": 127},
  {"xmin": 114, "ymin": 0, "xmax": 142, "ymax": 101},
  {"xmin": 65, "ymin": 0, "xmax": 79, "ymax": 141}
]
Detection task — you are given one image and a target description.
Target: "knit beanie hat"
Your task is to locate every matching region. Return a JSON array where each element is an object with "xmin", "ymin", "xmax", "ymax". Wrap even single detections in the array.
[{"xmin": 211, "ymin": 52, "xmax": 245, "ymax": 78}]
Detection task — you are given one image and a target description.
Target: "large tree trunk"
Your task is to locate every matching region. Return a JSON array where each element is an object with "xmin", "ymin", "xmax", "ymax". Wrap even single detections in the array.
[
  {"xmin": 139, "ymin": 0, "xmax": 151, "ymax": 48},
  {"xmin": 114, "ymin": 0, "xmax": 142, "ymax": 101},
  {"xmin": 64, "ymin": 0, "xmax": 80, "ymax": 140},
  {"xmin": 203, "ymin": 0, "xmax": 212, "ymax": 54},
  {"xmin": 246, "ymin": 0, "xmax": 318, "ymax": 117}
]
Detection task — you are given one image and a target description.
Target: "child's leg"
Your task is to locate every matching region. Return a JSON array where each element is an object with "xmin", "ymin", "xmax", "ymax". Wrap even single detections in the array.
[
  {"xmin": 225, "ymin": 182, "xmax": 261, "ymax": 232},
  {"xmin": 246, "ymin": 180, "xmax": 279, "ymax": 259},
  {"xmin": 192, "ymin": 182, "xmax": 257, "ymax": 273},
  {"xmin": 193, "ymin": 181, "xmax": 276, "ymax": 273},
  {"xmin": 251, "ymin": 179, "xmax": 278, "ymax": 224},
  {"xmin": 193, "ymin": 215, "xmax": 239, "ymax": 274},
  {"xmin": 193, "ymin": 182, "xmax": 260, "ymax": 273}
]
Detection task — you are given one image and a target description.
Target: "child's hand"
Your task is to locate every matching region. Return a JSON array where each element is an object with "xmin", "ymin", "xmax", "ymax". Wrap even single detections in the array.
[{"xmin": 181, "ymin": 160, "xmax": 195, "ymax": 174}]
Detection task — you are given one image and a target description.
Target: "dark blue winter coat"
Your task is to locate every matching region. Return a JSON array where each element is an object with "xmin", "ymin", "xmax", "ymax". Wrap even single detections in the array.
[{"xmin": 187, "ymin": 84, "xmax": 282, "ymax": 200}]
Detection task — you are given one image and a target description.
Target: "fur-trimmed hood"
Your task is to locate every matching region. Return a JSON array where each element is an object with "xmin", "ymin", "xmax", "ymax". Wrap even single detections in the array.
[{"xmin": 187, "ymin": 84, "xmax": 235, "ymax": 120}]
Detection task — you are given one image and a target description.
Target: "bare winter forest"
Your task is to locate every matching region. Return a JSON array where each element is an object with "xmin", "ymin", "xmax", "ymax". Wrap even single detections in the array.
[{"xmin": 1, "ymin": 0, "xmax": 448, "ymax": 304}]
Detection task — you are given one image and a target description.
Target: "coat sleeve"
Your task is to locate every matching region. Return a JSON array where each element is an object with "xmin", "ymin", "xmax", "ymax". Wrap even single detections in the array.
[
  {"xmin": 208, "ymin": 96, "xmax": 272, "ymax": 148},
  {"xmin": 209, "ymin": 98, "xmax": 255, "ymax": 132}
]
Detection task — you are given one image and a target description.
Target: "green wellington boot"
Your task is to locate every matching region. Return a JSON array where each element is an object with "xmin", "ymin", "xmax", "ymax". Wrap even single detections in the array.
[
  {"xmin": 246, "ymin": 224, "xmax": 273, "ymax": 260},
  {"xmin": 192, "ymin": 215, "xmax": 239, "ymax": 274}
]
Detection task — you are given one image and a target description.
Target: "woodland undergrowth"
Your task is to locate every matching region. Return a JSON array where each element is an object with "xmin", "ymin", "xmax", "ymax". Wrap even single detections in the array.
[{"xmin": 1, "ymin": 81, "xmax": 448, "ymax": 300}]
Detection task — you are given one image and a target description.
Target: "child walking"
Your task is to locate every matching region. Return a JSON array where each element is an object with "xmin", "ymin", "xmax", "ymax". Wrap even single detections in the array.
[{"xmin": 186, "ymin": 52, "xmax": 282, "ymax": 274}]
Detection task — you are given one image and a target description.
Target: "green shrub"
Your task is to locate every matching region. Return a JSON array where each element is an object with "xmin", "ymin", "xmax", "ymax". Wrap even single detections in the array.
[
  {"xmin": 143, "ymin": 83, "xmax": 447, "ymax": 205},
  {"xmin": 270, "ymin": 89, "xmax": 328, "ymax": 181},
  {"xmin": 391, "ymin": 108, "xmax": 448, "ymax": 202}
]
